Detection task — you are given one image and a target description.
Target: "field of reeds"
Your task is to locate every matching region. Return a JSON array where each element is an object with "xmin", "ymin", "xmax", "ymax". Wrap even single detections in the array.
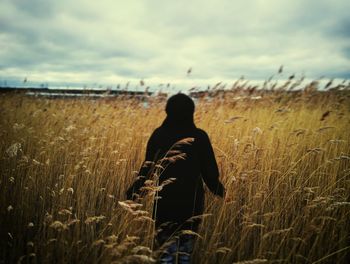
[{"xmin": 1, "ymin": 82, "xmax": 350, "ymax": 264}]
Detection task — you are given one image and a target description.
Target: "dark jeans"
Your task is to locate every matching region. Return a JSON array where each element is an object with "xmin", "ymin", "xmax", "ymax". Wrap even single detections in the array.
[{"xmin": 157, "ymin": 234, "xmax": 195, "ymax": 264}]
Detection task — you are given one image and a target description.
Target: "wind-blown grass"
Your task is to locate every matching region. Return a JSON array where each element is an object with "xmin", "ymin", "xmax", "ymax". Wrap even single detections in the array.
[{"xmin": 0, "ymin": 84, "xmax": 349, "ymax": 263}]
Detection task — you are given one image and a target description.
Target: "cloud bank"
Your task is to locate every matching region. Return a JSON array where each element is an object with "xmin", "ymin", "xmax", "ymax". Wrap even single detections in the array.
[{"xmin": 0, "ymin": 0, "xmax": 349, "ymax": 89}]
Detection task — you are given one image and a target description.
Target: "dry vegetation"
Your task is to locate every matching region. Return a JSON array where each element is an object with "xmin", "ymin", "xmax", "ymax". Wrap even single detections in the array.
[{"xmin": 0, "ymin": 83, "xmax": 350, "ymax": 264}]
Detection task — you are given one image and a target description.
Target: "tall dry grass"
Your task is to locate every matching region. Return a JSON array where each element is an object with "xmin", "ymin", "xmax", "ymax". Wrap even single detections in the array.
[{"xmin": 0, "ymin": 85, "xmax": 350, "ymax": 263}]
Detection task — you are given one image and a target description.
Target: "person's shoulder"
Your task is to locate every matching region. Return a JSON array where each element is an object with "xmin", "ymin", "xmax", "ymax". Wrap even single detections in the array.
[
  {"xmin": 150, "ymin": 127, "xmax": 161, "ymax": 136},
  {"xmin": 152, "ymin": 126, "xmax": 162, "ymax": 134},
  {"xmin": 146, "ymin": 127, "xmax": 163, "ymax": 146},
  {"xmin": 194, "ymin": 128, "xmax": 210, "ymax": 140},
  {"xmin": 149, "ymin": 126, "xmax": 165, "ymax": 139}
]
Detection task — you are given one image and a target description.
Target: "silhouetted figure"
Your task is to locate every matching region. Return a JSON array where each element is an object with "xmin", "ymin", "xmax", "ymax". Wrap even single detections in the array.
[{"xmin": 126, "ymin": 93, "xmax": 225, "ymax": 263}]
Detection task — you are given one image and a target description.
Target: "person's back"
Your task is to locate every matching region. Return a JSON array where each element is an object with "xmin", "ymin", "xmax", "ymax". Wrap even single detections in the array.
[{"xmin": 126, "ymin": 93, "xmax": 225, "ymax": 263}]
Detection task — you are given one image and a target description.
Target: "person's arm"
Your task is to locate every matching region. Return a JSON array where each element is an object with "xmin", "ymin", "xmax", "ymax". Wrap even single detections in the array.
[
  {"xmin": 126, "ymin": 130, "xmax": 158, "ymax": 200},
  {"xmin": 198, "ymin": 130, "xmax": 225, "ymax": 198}
]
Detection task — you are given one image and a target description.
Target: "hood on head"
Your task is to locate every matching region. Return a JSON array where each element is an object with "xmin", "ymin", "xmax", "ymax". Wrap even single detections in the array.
[{"xmin": 162, "ymin": 93, "xmax": 196, "ymax": 130}]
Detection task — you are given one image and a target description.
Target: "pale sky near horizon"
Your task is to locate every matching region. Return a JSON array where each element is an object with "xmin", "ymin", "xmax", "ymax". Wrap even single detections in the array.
[{"xmin": 0, "ymin": 0, "xmax": 349, "ymax": 89}]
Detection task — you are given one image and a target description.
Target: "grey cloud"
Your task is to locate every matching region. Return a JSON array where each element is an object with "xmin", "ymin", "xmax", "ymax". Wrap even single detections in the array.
[
  {"xmin": 0, "ymin": 0, "xmax": 349, "ymax": 87},
  {"xmin": 10, "ymin": 0, "xmax": 59, "ymax": 18},
  {"xmin": 343, "ymin": 47, "xmax": 350, "ymax": 59},
  {"xmin": 332, "ymin": 19, "xmax": 350, "ymax": 39}
]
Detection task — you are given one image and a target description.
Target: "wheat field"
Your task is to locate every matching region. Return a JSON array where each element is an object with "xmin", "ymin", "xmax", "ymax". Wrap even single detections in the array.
[{"xmin": 0, "ymin": 84, "xmax": 350, "ymax": 263}]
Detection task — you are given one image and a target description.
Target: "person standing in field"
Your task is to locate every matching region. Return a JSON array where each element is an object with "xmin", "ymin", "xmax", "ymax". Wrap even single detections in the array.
[{"xmin": 126, "ymin": 93, "xmax": 225, "ymax": 264}]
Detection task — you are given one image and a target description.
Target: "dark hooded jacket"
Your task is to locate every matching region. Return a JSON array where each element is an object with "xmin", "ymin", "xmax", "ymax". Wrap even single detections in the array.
[{"xmin": 126, "ymin": 94, "xmax": 225, "ymax": 235}]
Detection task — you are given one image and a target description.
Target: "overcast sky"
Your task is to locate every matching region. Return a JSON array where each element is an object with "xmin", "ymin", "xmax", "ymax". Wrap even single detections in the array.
[{"xmin": 0, "ymin": 0, "xmax": 349, "ymax": 89}]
